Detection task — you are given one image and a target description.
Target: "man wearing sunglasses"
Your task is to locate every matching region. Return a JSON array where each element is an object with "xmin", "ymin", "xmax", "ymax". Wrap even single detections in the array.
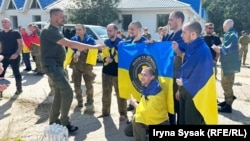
[{"xmin": 203, "ymin": 22, "xmax": 222, "ymax": 79}]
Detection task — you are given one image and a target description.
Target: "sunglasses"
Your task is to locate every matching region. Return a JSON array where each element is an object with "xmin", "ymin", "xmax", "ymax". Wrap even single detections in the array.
[{"xmin": 208, "ymin": 27, "xmax": 214, "ymax": 29}]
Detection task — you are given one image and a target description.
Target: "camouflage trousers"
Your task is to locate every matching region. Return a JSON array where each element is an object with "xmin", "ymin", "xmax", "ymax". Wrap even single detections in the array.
[
  {"xmin": 72, "ymin": 64, "xmax": 95, "ymax": 104},
  {"xmin": 31, "ymin": 44, "xmax": 44, "ymax": 73},
  {"xmin": 102, "ymin": 73, "xmax": 127, "ymax": 116},
  {"xmin": 239, "ymin": 45, "xmax": 248, "ymax": 64},
  {"xmin": 221, "ymin": 72, "xmax": 235, "ymax": 105}
]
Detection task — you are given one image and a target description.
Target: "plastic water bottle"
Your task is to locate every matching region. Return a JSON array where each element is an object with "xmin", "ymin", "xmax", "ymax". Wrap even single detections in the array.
[{"xmin": 44, "ymin": 123, "xmax": 69, "ymax": 141}]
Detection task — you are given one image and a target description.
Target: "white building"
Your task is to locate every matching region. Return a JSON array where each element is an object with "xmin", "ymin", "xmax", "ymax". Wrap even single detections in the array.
[
  {"xmin": 0, "ymin": 0, "xmax": 207, "ymax": 38},
  {"xmin": 117, "ymin": 0, "xmax": 207, "ymax": 38}
]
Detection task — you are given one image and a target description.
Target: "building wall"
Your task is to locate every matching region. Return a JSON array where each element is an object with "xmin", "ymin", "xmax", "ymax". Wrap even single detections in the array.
[
  {"xmin": 118, "ymin": 8, "xmax": 204, "ymax": 40},
  {"xmin": 0, "ymin": 9, "xmax": 50, "ymax": 29}
]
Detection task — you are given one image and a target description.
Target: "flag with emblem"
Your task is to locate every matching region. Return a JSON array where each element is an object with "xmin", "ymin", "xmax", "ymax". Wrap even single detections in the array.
[{"xmin": 118, "ymin": 42, "xmax": 174, "ymax": 114}]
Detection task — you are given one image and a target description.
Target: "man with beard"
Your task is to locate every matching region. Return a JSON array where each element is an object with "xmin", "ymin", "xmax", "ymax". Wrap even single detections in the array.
[{"xmin": 40, "ymin": 7, "xmax": 104, "ymax": 132}]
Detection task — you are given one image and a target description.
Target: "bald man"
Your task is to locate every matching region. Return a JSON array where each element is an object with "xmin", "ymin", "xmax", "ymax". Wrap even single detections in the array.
[
  {"xmin": 213, "ymin": 19, "xmax": 240, "ymax": 113},
  {"xmin": 0, "ymin": 18, "xmax": 23, "ymax": 96}
]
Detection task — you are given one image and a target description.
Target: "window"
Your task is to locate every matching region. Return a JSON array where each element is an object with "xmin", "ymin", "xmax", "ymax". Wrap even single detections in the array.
[
  {"xmin": 8, "ymin": 0, "xmax": 16, "ymax": 9},
  {"xmin": 157, "ymin": 14, "xmax": 169, "ymax": 29},
  {"xmin": 86, "ymin": 27, "xmax": 98, "ymax": 40},
  {"xmin": 10, "ymin": 16, "xmax": 18, "ymax": 29},
  {"xmin": 32, "ymin": 15, "xmax": 41, "ymax": 22},
  {"xmin": 31, "ymin": 0, "xmax": 40, "ymax": 9},
  {"xmin": 122, "ymin": 15, "xmax": 132, "ymax": 31}
]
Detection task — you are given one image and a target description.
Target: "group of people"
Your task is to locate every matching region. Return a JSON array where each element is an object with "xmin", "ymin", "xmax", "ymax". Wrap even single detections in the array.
[
  {"xmin": 0, "ymin": 6, "xmax": 245, "ymax": 141},
  {"xmin": 0, "ymin": 18, "xmax": 47, "ymax": 98}
]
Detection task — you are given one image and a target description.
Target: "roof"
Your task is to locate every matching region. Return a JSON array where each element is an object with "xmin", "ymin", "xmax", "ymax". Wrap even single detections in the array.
[
  {"xmin": 117, "ymin": 0, "xmax": 190, "ymax": 9},
  {"xmin": 202, "ymin": 8, "xmax": 207, "ymax": 21},
  {"xmin": 179, "ymin": 0, "xmax": 200, "ymax": 14},
  {"xmin": 39, "ymin": 0, "xmax": 59, "ymax": 9},
  {"xmin": 14, "ymin": 0, "xmax": 25, "ymax": 10},
  {"xmin": 0, "ymin": 0, "xmax": 62, "ymax": 11}
]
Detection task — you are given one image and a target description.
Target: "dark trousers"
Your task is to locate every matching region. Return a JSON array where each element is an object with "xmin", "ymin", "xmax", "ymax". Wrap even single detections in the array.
[
  {"xmin": 43, "ymin": 65, "xmax": 73, "ymax": 126},
  {"xmin": 132, "ymin": 120, "xmax": 169, "ymax": 141},
  {"xmin": 0, "ymin": 55, "xmax": 22, "ymax": 91},
  {"xmin": 22, "ymin": 53, "xmax": 32, "ymax": 70},
  {"xmin": 179, "ymin": 87, "xmax": 204, "ymax": 125},
  {"xmin": 168, "ymin": 78, "xmax": 180, "ymax": 125}
]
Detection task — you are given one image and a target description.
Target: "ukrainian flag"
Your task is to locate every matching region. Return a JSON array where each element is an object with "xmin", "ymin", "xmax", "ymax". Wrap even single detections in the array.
[
  {"xmin": 63, "ymin": 47, "xmax": 74, "ymax": 69},
  {"xmin": 118, "ymin": 42, "xmax": 175, "ymax": 114},
  {"xmin": 180, "ymin": 38, "xmax": 218, "ymax": 124}
]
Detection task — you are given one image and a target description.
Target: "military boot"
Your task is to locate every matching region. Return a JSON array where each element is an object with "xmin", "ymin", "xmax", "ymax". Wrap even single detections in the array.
[
  {"xmin": 218, "ymin": 104, "xmax": 232, "ymax": 113},
  {"xmin": 218, "ymin": 96, "xmax": 236, "ymax": 107}
]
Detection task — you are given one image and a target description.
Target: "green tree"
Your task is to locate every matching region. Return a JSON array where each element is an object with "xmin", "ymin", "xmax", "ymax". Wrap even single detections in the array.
[
  {"xmin": 66, "ymin": 0, "xmax": 120, "ymax": 26},
  {"xmin": 203, "ymin": 0, "xmax": 250, "ymax": 35}
]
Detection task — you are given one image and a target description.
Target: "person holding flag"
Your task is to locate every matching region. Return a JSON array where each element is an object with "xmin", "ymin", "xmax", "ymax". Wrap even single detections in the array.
[
  {"xmin": 70, "ymin": 24, "xmax": 97, "ymax": 107},
  {"xmin": 97, "ymin": 23, "xmax": 127, "ymax": 122},
  {"xmin": 129, "ymin": 67, "xmax": 169, "ymax": 141},
  {"xmin": 173, "ymin": 21, "xmax": 218, "ymax": 124}
]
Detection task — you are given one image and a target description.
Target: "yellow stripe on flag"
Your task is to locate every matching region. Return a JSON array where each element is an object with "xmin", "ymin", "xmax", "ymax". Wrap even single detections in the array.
[
  {"xmin": 86, "ymin": 49, "xmax": 98, "ymax": 65},
  {"xmin": 63, "ymin": 47, "xmax": 74, "ymax": 69},
  {"xmin": 118, "ymin": 68, "xmax": 142, "ymax": 101},
  {"xmin": 158, "ymin": 76, "xmax": 174, "ymax": 114},
  {"xmin": 193, "ymin": 74, "xmax": 218, "ymax": 124}
]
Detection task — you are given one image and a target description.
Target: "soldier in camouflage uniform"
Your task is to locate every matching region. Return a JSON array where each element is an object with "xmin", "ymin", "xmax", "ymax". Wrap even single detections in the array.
[
  {"xmin": 239, "ymin": 30, "xmax": 250, "ymax": 65},
  {"xmin": 214, "ymin": 19, "xmax": 240, "ymax": 113},
  {"xmin": 70, "ymin": 24, "xmax": 96, "ymax": 107},
  {"xmin": 97, "ymin": 23, "xmax": 127, "ymax": 122}
]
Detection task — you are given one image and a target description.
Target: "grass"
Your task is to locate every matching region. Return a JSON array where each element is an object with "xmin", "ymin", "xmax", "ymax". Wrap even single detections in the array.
[{"xmin": 0, "ymin": 119, "xmax": 24, "ymax": 141}]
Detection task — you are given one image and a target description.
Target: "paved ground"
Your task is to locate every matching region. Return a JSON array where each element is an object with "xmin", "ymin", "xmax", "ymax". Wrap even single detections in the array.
[{"xmin": 0, "ymin": 53, "xmax": 249, "ymax": 141}]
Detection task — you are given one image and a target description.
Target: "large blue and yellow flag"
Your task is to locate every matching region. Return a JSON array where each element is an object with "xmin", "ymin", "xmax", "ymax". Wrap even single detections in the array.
[
  {"xmin": 180, "ymin": 38, "xmax": 218, "ymax": 124},
  {"xmin": 118, "ymin": 42, "xmax": 175, "ymax": 114}
]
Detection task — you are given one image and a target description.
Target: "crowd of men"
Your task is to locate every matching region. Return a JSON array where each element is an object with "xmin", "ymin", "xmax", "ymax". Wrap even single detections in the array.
[{"xmin": 0, "ymin": 7, "xmax": 248, "ymax": 141}]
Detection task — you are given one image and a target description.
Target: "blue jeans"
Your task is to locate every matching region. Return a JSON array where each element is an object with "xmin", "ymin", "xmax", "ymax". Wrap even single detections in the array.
[
  {"xmin": 43, "ymin": 65, "xmax": 73, "ymax": 126},
  {"xmin": 22, "ymin": 53, "xmax": 32, "ymax": 70}
]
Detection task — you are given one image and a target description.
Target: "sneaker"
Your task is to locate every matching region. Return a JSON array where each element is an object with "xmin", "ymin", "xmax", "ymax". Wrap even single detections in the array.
[{"xmin": 15, "ymin": 89, "xmax": 23, "ymax": 95}]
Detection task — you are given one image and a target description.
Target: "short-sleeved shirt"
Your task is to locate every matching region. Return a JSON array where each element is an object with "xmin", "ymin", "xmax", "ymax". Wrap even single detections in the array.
[
  {"xmin": 40, "ymin": 24, "xmax": 65, "ymax": 67},
  {"xmin": 203, "ymin": 35, "xmax": 222, "ymax": 60},
  {"xmin": 0, "ymin": 30, "xmax": 21, "ymax": 57}
]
